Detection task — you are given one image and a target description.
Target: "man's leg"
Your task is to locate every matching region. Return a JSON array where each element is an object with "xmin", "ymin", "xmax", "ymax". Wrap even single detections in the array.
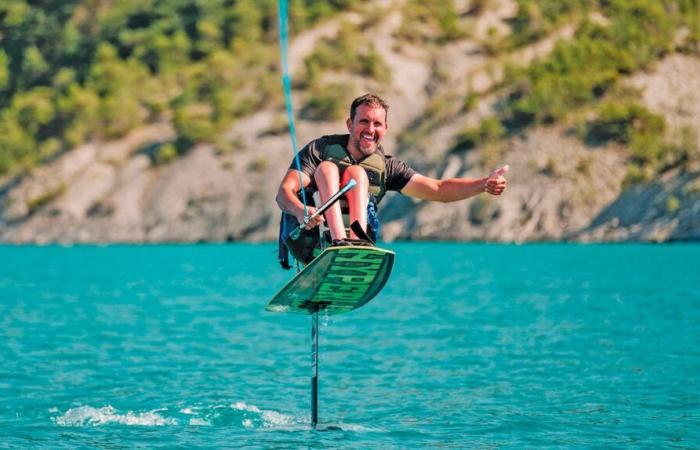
[
  {"xmin": 314, "ymin": 161, "xmax": 346, "ymax": 240},
  {"xmin": 342, "ymin": 165, "xmax": 369, "ymax": 239}
]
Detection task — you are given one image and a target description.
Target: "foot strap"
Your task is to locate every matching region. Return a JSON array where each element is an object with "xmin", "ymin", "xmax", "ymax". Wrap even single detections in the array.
[{"xmin": 350, "ymin": 220, "xmax": 375, "ymax": 245}]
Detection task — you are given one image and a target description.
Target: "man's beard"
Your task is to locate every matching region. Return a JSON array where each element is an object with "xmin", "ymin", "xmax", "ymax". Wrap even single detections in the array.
[{"xmin": 353, "ymin": 136, "xmax": 378, "ymax": 156}]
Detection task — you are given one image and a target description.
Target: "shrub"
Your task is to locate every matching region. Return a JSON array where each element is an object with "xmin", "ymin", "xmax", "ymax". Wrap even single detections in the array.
[
  {"xmin": 624, "ymin": 133, "xmax": 677, "ymax": 185},
  {"xmin": 27, "ymin": 183, "xmax": 66, "ymax": 213},
  {"xmin": 397, "ymin": 0, "xmax": 466, "ymax": 44},
  {"xmin": 301, "ymin": 82, "xmax": 350, "ymax": 121},
  {"xmin": 11, "ymin": 87, "xmax": 55, "ymax": 137},
  {"xmin": 462, "ymin": 93, "xmax": 479, "ymax": 112},
  {"xmin": 173, "ymin": 102, "xmax": 215, "ymax": 145},
  {"xmin": 153, "ymin": 143, "xmax": 178, "ymax": 166},
  {"xmin": 587, "ymin": 101, "xmax": 665, "ymax": 144},
  {"xmin": 0, "ymin": 116, "xmax": 36, "ymax": 174},
  {"xmin": 0, "ymin": 50, "xmax": 9, "ymax": 90},
  {"xmin": 666, "ymin": 195, "xmax": 681, "ymax": 213},
  {"xmin": 508, "ymin": 0, "xmax": 589, "ymax": 48},
  {"xmin": 453, "ymin": 117, "xmax": 505, "ymax": 152},
  {"xmin": 304, "ymin": 21, "xmax": 390, "ymax": 84},
  {"xmin": 56, "ymin": 83, "xmax": 100, "ymax": 147}
]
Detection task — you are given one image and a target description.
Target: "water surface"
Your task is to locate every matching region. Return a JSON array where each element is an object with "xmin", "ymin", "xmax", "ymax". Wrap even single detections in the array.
[{"xmin": 1, "ymin": 243, "xmax": 698, "ymax": 448}]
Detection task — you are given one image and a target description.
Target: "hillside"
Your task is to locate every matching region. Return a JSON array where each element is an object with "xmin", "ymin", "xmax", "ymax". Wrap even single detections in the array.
[{"xmin": 1, "ymin": 0, "xmax": 699, "ymax": 243}]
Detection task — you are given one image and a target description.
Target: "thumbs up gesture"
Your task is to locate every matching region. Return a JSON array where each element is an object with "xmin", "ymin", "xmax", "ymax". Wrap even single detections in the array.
[{"xmin": 485, "ymin": 165, "xmax": 508, "ymax": 196}]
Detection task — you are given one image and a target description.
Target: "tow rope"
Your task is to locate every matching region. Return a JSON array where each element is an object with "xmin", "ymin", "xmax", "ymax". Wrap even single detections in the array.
[{"xmin": 277, "ymin": 0, "xmax": 309, "ymax": 219}]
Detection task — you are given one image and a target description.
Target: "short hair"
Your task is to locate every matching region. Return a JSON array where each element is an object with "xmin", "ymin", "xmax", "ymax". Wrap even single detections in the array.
[{"xmin": 350, "ymin": 94, "xmax": 389, "ymax": 122}]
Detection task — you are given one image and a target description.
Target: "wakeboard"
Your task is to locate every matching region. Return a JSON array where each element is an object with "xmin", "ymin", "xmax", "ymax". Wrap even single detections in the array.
[{"xmin": 266, "ymin": 246, "xmax": 395, "ymax": 315}]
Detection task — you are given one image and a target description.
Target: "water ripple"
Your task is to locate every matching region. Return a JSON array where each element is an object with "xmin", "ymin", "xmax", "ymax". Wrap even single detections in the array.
[{"xmin": 1, "ymin": 243, "xmax": 699, "ymax": 448}]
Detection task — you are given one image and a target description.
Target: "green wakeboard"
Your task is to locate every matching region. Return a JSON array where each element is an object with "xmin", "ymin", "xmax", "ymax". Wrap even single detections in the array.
[{"xmin": 266, "ymin": 246, "xmax": 395, "ymax": 315}]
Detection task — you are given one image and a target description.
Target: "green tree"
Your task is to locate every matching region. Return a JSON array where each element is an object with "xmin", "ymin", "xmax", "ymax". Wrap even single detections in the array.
[{"xmin": 0, "ymin": 50, "xmax": 9, "ymax": 90}]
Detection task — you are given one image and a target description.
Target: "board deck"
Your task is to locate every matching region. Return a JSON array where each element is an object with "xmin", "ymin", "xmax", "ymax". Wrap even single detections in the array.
[{"xmin": 266, "ymin": 246, "xmax": 395, "ymax": 315}]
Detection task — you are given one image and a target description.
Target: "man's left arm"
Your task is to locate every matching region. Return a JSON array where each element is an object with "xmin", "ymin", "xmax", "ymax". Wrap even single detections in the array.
[{"xmin": 401, "ymin": 165, "xmax": 508, "ymax": 202}]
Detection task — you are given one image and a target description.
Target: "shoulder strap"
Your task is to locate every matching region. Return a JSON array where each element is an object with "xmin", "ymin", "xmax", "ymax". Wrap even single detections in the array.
[{"xmin": 320, "ymin": 135, "xmax": 352, "ymax": 161}]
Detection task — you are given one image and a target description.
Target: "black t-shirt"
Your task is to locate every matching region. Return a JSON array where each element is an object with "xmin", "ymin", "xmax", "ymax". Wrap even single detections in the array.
[{"xmin": 288, "ymin": 135, "xmax": 416, "ymax": 196}]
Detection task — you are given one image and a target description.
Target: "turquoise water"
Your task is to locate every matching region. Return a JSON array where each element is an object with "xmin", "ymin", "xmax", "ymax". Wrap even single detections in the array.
[{"xmin": 1, "ymin": 243, "xmax": 699, "ymax": 448}]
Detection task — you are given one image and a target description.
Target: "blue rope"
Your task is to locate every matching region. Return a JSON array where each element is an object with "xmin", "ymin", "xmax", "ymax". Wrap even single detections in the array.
[{"xmin": 277, "ymin": 0, "xmax": 308, "ymax": 218}]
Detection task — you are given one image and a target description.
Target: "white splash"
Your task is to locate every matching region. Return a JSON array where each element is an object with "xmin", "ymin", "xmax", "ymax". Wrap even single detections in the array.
[
  {"xmin": 231, "ymin": 401, "xmax": 300, "ymax": 429},
  {"xmin": 232, "ymin": 401, "xmax": 260, "ymax": 413},
  {"xmin": 53, "ymin": 405, "xmax": 177, "ymax": 427},
  {"xmin": 267, "ymin": 305, "xmax": 291, "ymax": 313}
]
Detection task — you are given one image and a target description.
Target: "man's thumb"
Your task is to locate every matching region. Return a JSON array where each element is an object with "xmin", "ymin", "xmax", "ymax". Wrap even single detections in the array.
[{"xmin": 491, "ymin": 164, "xmax": 509, "ymax": 177}]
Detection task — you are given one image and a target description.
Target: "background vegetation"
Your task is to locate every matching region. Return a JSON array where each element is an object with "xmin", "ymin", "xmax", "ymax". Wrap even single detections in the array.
[
  {"xmin": 1, "ymin": 0, "xmax": 699, "ymax": 186},
  {"xmin": 0, "ymin": 0, "xmax": 354, "ymax": 175},
  {"xmin": 454, "ymin": 0, "xmax": 700, "ymax": 180}
]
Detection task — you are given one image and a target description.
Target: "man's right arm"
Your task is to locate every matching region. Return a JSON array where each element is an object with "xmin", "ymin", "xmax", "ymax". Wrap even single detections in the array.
[{"xmin": 275, "ymin": 170, "xmax": 324, "ymax": 229}]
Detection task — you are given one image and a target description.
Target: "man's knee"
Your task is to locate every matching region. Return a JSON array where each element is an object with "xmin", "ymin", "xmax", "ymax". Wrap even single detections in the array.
[
  {"xmin": 316, "ymin": 160, "xmax": 338, "ymax": 173},
  {"xmin": 315, "ymin": 161, "xmax": 340, "ymax": 184},
  {"xmin": 343, "ymin": 165, "xmax": 369, "ymax": 184},
  {"xmin": 315, "ymin": 160, "xmax": 340, "ymax": 179}
]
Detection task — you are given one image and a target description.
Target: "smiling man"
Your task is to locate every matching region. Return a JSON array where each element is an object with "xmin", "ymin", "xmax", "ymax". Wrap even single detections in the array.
[{"xmin": 276, "ymin": 94, "xmax": 508, "ymax": 265}]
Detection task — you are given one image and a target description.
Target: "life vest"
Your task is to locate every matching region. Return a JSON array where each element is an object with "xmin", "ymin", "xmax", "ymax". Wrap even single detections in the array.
[
  {"xmin": 320, "ymin": 135, "xmax": 387, "ymax": 203},
  {"xmin": 278, "ymin": 135, "xmax": 384, "ymax": 269}
]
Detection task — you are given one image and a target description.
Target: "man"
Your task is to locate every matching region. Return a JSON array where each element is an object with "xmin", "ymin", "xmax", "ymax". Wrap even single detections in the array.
[{"xmin": 276, "ymin": 94, "xmax": 508, "ymax": 264}]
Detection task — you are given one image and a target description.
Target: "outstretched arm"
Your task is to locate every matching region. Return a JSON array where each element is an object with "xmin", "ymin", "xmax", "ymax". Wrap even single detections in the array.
[{"xmin": 401, "ymin": 165, "xmax": 508, "ymax": 202}]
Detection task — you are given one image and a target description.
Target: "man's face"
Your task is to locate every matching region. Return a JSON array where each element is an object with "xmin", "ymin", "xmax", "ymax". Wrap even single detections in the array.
[{"xmin": 347, "ymin": 104, "xmax": 388, "ymax": 157}]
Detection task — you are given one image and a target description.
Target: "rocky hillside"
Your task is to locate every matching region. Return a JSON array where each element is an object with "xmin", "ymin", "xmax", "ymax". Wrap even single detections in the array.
[{"xmin": 1, "ymin": 0, "xmax": 699, "ymax": 243}]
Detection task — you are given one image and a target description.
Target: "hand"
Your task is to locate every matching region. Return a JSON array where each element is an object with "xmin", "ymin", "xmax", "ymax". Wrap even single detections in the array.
[
  {"xmin": 485, "ymin": 165, "xmax": 508, "ymax": 196},
  {"xmin": 295, "ymin": 206, "xmax": 325, "ymax": 230}
]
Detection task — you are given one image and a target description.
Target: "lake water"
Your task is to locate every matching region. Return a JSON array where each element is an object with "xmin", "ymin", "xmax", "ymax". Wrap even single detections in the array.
[{"xmin": 1, "ymin": 243, "xmax": 699, "ymax": 448}]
